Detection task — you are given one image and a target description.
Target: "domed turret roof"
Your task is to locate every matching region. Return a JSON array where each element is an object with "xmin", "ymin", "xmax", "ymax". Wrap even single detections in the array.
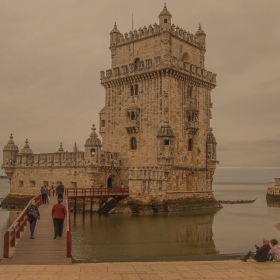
[
  {"xmin": 195, "ymin": 24, "xmax": 206, "ymax": 36},
  {"xmin": 157, "ymin": 119, "xmax": 175, "ymax": 138},
  {"xmin": 159, "ymin": 3, "xmax": 172, "ymax": 17},
  {"xmin": 20, "ymin": 139, "xmax": 33, "ymax": 154},
  {"xmin": 57, "ymin": 143, "xmax": 64, "ymax": 153},
  {"xmin": 3, "ymin": 134, "xmax": 19, "ymax": 151},
  {"xmin": 110, "ymin": 22, "xmax": 120, "ymax": 33},
  {"xmin": 206, "ymin": 129, "xmax": 216, "ymax": 144},
  {"xmin": 85, "ymin": 124, "xmax": 102, "ymax": 147}
]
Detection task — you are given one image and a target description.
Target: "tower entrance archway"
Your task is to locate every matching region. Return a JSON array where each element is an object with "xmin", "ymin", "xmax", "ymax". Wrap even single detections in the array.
[{"xmin": 107, "ymin": 176, "xmax": 116, "ymax": 188}]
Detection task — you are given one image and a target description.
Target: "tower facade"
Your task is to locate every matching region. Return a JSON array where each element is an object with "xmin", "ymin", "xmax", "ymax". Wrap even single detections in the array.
[{"xmin": 99, "ymin": 4, "xmax": 218, "ymax": 203}]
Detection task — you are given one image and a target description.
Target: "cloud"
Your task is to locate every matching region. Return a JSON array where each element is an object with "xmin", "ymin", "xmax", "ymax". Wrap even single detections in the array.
[{"xmin": 1, "ymin": 0, "xmax": 280, "ymax": 182}]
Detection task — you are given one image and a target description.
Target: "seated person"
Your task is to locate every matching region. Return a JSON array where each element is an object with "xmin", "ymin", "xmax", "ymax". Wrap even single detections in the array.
[
  {"xmin": 268, "ymin": 239, "xmax": 280, "ymax": 261},
  {"xmin": 240, "ymin": 238, "xmax": 271, "ymax": 262}
]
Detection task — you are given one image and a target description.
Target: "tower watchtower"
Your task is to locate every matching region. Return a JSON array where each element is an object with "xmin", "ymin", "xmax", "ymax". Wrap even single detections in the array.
[{"xmin": 99, "ymin": 4, "xmax": 218, "ymax": 203}]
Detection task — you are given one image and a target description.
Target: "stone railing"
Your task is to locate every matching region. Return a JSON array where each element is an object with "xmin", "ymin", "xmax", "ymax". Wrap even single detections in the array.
[
  {"xmin": 113, "ymin": 23, "xmax": 200, "ymax": 48},
  {"xmin": 100, "ymin": 58, "xmax": 216, "ymax": 85}
]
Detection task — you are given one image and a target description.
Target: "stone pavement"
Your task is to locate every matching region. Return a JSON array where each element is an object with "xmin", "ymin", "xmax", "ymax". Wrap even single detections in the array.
[{"xmin": 1, "ymin": 260, "xmax": 280, "ymax": 280}]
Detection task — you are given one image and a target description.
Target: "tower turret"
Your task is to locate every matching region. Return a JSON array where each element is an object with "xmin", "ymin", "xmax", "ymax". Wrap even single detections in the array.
[
  {"xmin": 19, "ymin": 139, "xmax": 33, "ymax": 155},
  {"xmin": 157, "ymin": 119, "xmax": 175, "ymax": 166},
  {"xmin": 158, "ymin": 3, "xmax": 172, "ymax": 31},
  {"xmin": 195, "ymin": 24, "xmax": 206, "ymax": 48},
  {"xmin": 2, "ymin": 134, "xmax": 19, "ymax": 181},
  {"xmin": 84, "ymin": 124, "xmax": 102, "ymax": 163}
]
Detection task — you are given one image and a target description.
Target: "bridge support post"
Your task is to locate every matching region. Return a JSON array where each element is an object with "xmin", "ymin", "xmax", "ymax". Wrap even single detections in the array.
[
  {"xmin": 90, "ymin": 197, "xmax": 93, "ymax": 214},
  {"xmin": 83, "ymin": 197, "xmax": 85, "ymax": 213}
]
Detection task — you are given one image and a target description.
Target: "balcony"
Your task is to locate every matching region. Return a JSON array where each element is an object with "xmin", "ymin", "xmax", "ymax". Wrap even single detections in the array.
[
  {"xmin": 125, "ymin": 120, "xmax": 139, "ymax": 133},
  {"xmin": 186, "ymin": 121, "xmax": 199, "ymax": 134}
]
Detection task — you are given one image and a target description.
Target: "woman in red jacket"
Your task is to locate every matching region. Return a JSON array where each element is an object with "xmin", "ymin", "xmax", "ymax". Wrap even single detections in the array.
[{"xmin": 51, "ymin": 198, "xmax": 67, "ymax": 239}]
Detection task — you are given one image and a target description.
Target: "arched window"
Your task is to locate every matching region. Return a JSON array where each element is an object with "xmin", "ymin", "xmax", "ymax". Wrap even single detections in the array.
[
  {"xmin": 188, "ymin": 139, "xmax": 193, "ymax": 151},
  {"xmin": 91, "ymin": 149, "xmax": 95, "ymax": 156},
  {"xmin": 131, "ymin": 137, "xmax": 137, "ymax": 150},
  {"xmin": 130, "ymin": 85, "xmax": 134, "ymax": 96},
  {"xmin": 131, "ymin": 111, "xmax": 136, "ymax": 120},
  {"xmin": 135, "ymin": 84, "xmax": 138, "ymax": 95},
  {"xmin": 187, "ymin": 87, "xmax": 191, "ymax": 97},
  {"xmin": 134, "ymin": 58, "xmax": 140, "ymax": 70}
]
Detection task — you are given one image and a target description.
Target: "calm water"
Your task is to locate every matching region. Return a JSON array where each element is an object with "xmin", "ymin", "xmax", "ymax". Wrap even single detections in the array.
[{"xmin": 1, "ymin": 179, "xmax": 280, "ymax": 261}]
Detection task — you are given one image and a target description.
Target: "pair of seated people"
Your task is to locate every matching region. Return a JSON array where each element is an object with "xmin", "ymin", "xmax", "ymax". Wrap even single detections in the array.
[{"xmin": 240, "ymin": 238, "xmax": 280, "ymax": 262}]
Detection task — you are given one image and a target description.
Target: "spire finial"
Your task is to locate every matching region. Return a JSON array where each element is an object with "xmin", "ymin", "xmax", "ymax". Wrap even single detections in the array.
[
  {"xmin": 57, "ymin": 142, "xmax": 64, "ymax": 153},
  {"xmin": 199, "ymin": 23, "xmax": 201, "ymax": 29},
  {"xmin": 24, "ymin": 139, "xmax": 30, "ymax": 148},
  {"xmin": 73, "ymin": 142, "xmax": 78, "ymax": 152},
  {"xmin": 91, "ymin": 124, "xmax": 96, "ymax": 132},
  {"xmin": 8, "ymin": 133, "xmax": 15, "ymax": 144},
  {"xmin": 114, "ymin": 22, "xmax": 117, "ymax": 28},
  {"xmin": 164, "ymin": 3, "xmax": 167, "ymax": 9}
]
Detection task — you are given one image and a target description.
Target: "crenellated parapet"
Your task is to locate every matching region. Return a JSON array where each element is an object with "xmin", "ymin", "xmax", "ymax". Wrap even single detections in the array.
[
  {"xmin": 100, "ymin": 58, "xmax": 216, "ymax": 87},
  {"xmin": 110, "ymin": 22, "xmax": 202, "ymax": 49}
]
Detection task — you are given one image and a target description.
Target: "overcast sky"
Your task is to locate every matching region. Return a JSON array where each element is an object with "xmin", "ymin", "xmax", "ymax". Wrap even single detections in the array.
[{"xmin": 0, "ymin": 0, "xmax": 279, "ymax": 183}]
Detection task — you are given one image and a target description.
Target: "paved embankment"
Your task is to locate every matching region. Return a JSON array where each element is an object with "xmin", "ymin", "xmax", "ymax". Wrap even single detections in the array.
[{"xmin": 1, "ymin": 260, "xmax": 280, "ymax": 279}]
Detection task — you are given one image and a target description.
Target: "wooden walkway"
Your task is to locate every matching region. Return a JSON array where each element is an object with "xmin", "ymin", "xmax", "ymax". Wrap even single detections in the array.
[{"xmin": 1, "ymin": 196, "xmax": 71, "ymax": 265}]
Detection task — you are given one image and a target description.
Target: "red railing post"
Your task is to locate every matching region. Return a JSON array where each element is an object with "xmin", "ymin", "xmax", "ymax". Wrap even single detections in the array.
[
  {"xmin": 11, "ymin": 231, "xmax": 15, "ymax": 247},
  {"xmin": 16, "ymin": 221, "xmax": 21, "ymax": 238},
  {"xmin": 3, "ymin": 231, "xmax": 10, "ymax": 258}
]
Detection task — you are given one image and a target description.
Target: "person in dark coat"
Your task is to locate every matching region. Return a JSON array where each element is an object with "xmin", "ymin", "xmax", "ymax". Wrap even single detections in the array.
[
  {"xmin": 27, "ymin": 199, "xmax": 40, "ymax": 239},
  {"xmin": 56, "ymin": 182, "xmax": 64, "ymax": 200},
  {"xmin": 240, "ymin": 238, "xmax": 271, "ymax": 262},
  {"xmin": 52, "ymin": 198, "xmax": 67, "ymax": 239}
]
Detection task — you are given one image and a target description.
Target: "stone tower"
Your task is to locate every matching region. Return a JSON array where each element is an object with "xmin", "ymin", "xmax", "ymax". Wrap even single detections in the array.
[{"xmin": 100, "ymin": 4, "xmax": 219, "ymax": 204}]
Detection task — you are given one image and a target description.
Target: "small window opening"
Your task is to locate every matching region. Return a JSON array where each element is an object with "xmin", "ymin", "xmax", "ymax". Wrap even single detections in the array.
[
  {"xmin": 164, "ymin": 139, "xmax": 169, "ymax": 145},
  {"xmin": 131, "ymin": 137, "xmax": 137, "ymax": 150},
  {"xmin": 91, "ymin": 149, "xmax": 95, "ymax": 156},
  {"xmin": 135, "ymin": 84, "xmax": 138, "ymax": 95},
  {"xmin": 187, "ymin": 87, "xmax": 193, "ymax": 97},
  {"xmin": 130, "ymin": 85, "xmax": 134, "ymax": 96},
  {"xmin": 131, "ymin": 111, "xmax": 136, "ymax": 120},
  {"xmin": 134, "ymin": 58, "xmax": 140, "ymax": 70},
  {"xmin": 164, "ymin": 19, "xmax": 167, "ymax": 23},
  {"xmin": 188, "ymin": 139, "xmax": 193, "ymax": 151},
  {"xmin": 19, "ymin": 181, "xmax": 24, "ymax": 187},
  {"xmin": 101, "ymin": 120, "xmax": 105, "ymax": 127}
]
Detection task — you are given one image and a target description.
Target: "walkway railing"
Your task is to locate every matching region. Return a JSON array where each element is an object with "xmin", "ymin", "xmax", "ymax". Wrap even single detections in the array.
[
  {"xmin": 65, "ymin": 187, "xmax": 129, "ymax": 197},
  {"xmin": 3, "ymin": 194, "xmax": 42, "ymax": 258},
  {"xmin": 65, "ymin": 193, "xmax": 71, "ymax": 258}
]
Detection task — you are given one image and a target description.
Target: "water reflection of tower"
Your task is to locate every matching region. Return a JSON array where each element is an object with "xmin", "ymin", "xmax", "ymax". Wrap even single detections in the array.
[{"xmin": 174, "ymin": 213, "xmax": 218, "ymax": 255}]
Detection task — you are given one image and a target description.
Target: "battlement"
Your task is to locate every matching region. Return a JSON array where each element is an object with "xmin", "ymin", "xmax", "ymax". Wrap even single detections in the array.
[
  {"xmin": 100, "ymin": 58, "xmax": 216, "ymax": 85},
  {"xmin": 111, "ymin": 22, "xmax": 201, "ymax": 49}
]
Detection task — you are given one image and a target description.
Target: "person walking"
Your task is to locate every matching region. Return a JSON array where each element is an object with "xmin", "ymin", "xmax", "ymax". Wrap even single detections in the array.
[
  {"xmin": 56, "ymin": 182, "xmax": 64, "ymax": 200},
  {"xmin": 41, "ymin": 185, "xmax": 47, "ymax": 204},
  {"xmin": 51, "ymin": 182, "xmax": 56, "ymax": 196},
  {"xmin": 27, "ymin": 199, "xmax": 40, "ymax": 239},
  {"xmin": 52, "ymin": 198, "xmax": 67, "ymax": 239}
]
